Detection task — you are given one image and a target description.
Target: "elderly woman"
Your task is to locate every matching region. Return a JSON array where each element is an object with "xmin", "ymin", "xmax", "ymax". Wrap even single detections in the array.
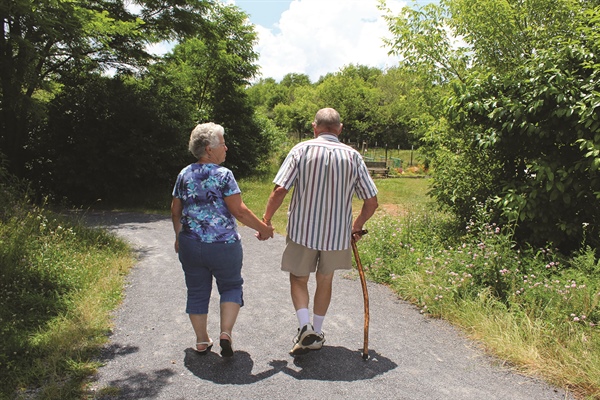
[{"xmin": 171, "ymin": 122, "xmax": 274, "ymax": 357}]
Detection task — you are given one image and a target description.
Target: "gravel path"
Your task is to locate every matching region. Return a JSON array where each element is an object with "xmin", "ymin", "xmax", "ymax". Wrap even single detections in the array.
[{"xmin": 86, "ymin": 212, "xmax": 574, "ymax": 400}]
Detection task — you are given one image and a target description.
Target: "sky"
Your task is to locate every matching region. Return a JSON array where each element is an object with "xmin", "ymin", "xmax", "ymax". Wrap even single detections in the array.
[
  {"xmin": 145, "ymin": 0, "xmax": 437, "ymax": 83},
  {"xmin": 226, "ymin": 0, "xmax": 436, "ymax": 83}
]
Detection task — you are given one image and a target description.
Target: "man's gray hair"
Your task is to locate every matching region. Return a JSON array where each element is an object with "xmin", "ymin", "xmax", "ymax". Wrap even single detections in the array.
[
  {"xmin": 188, "ymin": 122, "xmax": 224, "ymax": 159},
  {"xmin": 314, "ymin": 108, "xmax": 341, "ymax": 131}
]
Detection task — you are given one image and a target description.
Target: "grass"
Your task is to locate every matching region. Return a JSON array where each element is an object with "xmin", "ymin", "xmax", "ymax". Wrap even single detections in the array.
[
  {"xmin": 0, "ymin": 202, "xmax": 134, "ymax": 400},
  {"xmin": 358, "ymin": 203, "xmax": 600, "ymax": 399}
]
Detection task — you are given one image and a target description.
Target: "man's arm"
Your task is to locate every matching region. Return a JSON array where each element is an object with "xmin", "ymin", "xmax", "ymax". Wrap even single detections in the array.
[
  {"xmin": 262, "ymin": 184, "xmax": 289, "ymax": 224},
  {"xmin": 352, "ymin": 196, "xmax": 378, "ymax": 240}
]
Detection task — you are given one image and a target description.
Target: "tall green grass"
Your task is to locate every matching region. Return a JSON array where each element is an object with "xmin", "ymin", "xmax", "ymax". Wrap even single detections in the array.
[
  {"xmin": 359, "ymin": 202, "xmax": 600, "ymax": 399},
  {"xmin": 0, "ymin": 200, "xmax": 133, "ymax": 399}
]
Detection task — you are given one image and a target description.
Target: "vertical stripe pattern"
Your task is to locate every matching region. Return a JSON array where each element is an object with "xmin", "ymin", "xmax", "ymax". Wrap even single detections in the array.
[{"xmin": 273, "ymin": 134, "xmax": 378, "ymax": 251}]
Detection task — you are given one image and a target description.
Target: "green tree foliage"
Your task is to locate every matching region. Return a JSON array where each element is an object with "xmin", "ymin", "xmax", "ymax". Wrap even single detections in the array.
[
  {"xmin": 2, "ymin": 1, "xmax": 269, "ymax": 205},
  {"xmin": 382, "ymin": 0, "xmax": 600, "ymax": 252},
  {"xmin": 447, "ymin": 18, "xmax": 600, "ymax": 251},
  {"xmin": 271, "ymin": 73, "xmax": 316, "ymax": 140},
  {"xmin": 248, "ymin": 65, "xmax": 422, "ymax": 149},
  {"xmin": 247, "ymin": 78, "xmax": 288, "ymax": 118},
  {"xmin": 155, "ymin": 4, "xmax": 268, "ymax": 178},
  {"xmin": 0, "ymin": 0, "xmax": 213, "ymax": 176},
  {"xmin": 31, "ymin": 74, "xmax": 192, "ymax": 206},
  {"xmin": 314, "ymin": 65, "xmax": 381, "ymax": 144}
]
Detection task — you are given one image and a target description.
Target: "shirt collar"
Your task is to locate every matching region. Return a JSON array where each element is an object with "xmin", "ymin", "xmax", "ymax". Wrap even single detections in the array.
[{"xmin": 317, "ymin": 133, "xmax": 339, "ymax": 142}]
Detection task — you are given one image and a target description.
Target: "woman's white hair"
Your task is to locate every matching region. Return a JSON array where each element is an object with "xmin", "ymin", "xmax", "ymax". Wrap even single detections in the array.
[{"xmin": 188, "ymin": 122, "xmax": 224, "ymax": 159}]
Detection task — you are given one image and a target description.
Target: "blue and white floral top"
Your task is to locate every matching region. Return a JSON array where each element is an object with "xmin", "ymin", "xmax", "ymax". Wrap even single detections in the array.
[{"xmin": 172, "ymin": 163, "xmax": 241, "ymax": 243}]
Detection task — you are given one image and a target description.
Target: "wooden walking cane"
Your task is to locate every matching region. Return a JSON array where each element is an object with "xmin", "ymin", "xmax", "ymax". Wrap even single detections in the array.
[{"xmin": 351, "ymin": 229, "xmax": 369, "ymax": 360}]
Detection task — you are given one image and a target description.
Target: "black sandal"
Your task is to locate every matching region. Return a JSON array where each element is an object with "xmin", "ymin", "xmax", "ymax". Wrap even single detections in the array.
[{"xmin": 219, "ymin": 332, "xmax": 233, "ymax": 357}]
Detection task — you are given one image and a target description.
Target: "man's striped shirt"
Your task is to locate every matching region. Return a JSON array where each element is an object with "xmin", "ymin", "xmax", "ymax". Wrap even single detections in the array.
[{"xmin": 273, "ymin": 133, "xmax": 378, "ymax": 251}]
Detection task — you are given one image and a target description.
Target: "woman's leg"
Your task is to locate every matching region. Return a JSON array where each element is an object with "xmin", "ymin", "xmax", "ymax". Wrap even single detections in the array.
[
  {"xmin": 219, "ymin": 302, "xmax": 240, "ymax": 339},
  {"xmin": 178, "ymin": 234, "xmax": 213, "ymax": 348},
  {"xmin": 210, "ymin": 241, "xmax": 244, "ymax": 349},
  {"xmin": 189, "ymin": 313, "xmax": 211, "ymax": 350}
]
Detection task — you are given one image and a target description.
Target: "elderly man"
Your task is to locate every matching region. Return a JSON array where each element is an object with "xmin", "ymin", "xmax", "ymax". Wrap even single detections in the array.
[{"xmin": 261, "ymin": 108, "xmax": 378, "ymax": 355}]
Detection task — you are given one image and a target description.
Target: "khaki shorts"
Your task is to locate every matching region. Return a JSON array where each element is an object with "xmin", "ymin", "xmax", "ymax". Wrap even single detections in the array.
[{"xmin": 281, "ymin": 236, "xmax": 352, "ymax": 276}]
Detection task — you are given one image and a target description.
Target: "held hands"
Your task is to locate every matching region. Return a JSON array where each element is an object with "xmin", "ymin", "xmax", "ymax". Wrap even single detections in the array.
[{"xmin": 255, "ymin": 220, "xmax": 274, "ymax": 241}]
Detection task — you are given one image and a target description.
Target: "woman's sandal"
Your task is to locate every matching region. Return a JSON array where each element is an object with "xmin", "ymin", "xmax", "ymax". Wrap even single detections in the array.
[
  {"xmin": 194, "ymin": 339, "xmax": 213, "ymax": 355},
  {"xmin": 219, "ymin": 332, "xmax": 233, "ymax": 357}
]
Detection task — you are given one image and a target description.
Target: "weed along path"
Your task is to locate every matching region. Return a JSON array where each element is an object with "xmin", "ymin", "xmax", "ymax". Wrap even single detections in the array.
[{"xmin": 87, "ymin": 212, "xmax": 573, "ymax": 400}]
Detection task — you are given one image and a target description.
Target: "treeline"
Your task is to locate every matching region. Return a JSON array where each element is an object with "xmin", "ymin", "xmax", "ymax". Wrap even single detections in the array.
[
  {"xmin": 247, "ymin": 66, "xmax": 427, "ymax": 150},
  {"xmin": 0, "ymin": 0, "xmax": 280, "ymax": 207},
  {"xmin": 2, "ymin": 0, "xmax": 600, "ymax": 255},
  {"xmin": 389, "ymin": 0, "xmax": 600, "ymax": 254}
]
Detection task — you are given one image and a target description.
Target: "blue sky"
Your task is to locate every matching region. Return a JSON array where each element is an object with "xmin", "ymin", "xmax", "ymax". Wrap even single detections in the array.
[
  {"xmin": 227, "ymin": 0, "xmax": 438, "ymax": 82},
  {"xmin": 234, "ymin": 0, "xmax": 292, "ymax": 29}
]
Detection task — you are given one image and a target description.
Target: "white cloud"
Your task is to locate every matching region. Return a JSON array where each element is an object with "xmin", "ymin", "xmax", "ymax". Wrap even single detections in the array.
[{"xmin": 253, "ymin": 0, "xmax": 406, "ymax": 82}]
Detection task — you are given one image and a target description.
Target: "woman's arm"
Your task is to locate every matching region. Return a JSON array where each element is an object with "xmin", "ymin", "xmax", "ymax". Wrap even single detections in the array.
[
  {"xmin": 224, "ymin": 193, "xmax": 274, "ymax": 239},
  {"xmin": 171, "ymin": 197, "xmax": 183, "ymax": 252}
]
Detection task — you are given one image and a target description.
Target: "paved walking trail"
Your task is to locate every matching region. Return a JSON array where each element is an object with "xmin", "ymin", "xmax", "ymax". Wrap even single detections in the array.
[{"xmin": 87, "ymin": 212, "xmax": 574, "ymax": 400}]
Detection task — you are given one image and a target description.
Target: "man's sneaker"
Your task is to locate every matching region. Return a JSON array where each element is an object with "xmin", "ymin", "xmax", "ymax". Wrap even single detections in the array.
[
  {"xmin": 289, "ymin": 323, "xmax": 319, "ymax": 356},
  {"xmin": 305, "ymin": 331, "xmax": 325, "ymax": 351}
]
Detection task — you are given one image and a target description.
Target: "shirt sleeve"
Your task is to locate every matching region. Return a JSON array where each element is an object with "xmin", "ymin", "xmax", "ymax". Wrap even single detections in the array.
[
  {"xmin": 273, "ymin": 148, "xmax": 299, "ymax": 190},
  {"xmin": 172, "ymin": 170, "xmax": 185, "ymax": 198},
  {"xmin": 354, "ymin": 155, "xmax": 378, "ymax": 200},
  {"xmin": 222, "ymin": 169, "xmax": 241, "ymax": 197}
]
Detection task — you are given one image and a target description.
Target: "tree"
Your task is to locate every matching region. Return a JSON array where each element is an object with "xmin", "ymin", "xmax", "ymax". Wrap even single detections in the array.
[
  {"xmin": 382, "ymin": 0, "xmax": 600, "ymax": 252},
  {"xmin": 0, "ymin": 0, "xmax": 213, "ymax": 176},
  {"xmin": 446, "ymin": 23, "xmax": 600, "ymax": 251},
  {"xmin": 271, "ymin": 73, "xmax": 315, "ymax": 140},
  {"xmin": 155, "ymin": 4, "xmax": 267, "ymax": 178},
  {"xmin": 247, "ymin": 78, "xmax": 288, "ymax": 118},
  {"xmin": 33, "ymin": 74, "xmax": 193, "ymax": 206}
]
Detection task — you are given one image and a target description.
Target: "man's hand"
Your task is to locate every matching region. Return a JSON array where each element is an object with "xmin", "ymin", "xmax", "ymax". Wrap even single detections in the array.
[
  {"xmin": 255, "ymin": 221, "xmax": 274, "ymax": 241},
  {"xmin": 352, "ymin": 229, "xmax": 368, "ymax": 242}
]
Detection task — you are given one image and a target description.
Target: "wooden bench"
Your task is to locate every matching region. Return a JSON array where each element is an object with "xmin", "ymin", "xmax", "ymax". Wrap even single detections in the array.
[{"xmin": 364, "ymin": 161, "xmax": 389, "ymax": 178}]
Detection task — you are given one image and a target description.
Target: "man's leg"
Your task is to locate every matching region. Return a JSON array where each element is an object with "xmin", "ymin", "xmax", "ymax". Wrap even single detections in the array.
[
  {"xmin": 289, "ymin": 273, "xmax": 310, "ymax": 312},
  {"xmin": 289, "ymin": 273, "xmax": 319, "ymax": 355},
  {"xmin": 313, "ymin": 271, "xmax": 334, "ymax": 317},
  {"xmin": 310, "ymin": 272, "xmax": 333, "ymax": 349}
]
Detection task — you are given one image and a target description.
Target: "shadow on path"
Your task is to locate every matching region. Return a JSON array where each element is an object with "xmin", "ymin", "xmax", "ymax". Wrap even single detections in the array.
[
  {"xmin": 184, "ymin": 346, "xmax": 397, "ymax": 384},
  {"xmin": 280, "ymin": 347, "xmax": 397, "ymax": 381},
  {"xmin": 184, "ymin": 349, "xmax": 283, "ymax": 384},
  {"xmin": 97, "ymin": 368, "xmax": 175, "ymax": 399}
]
